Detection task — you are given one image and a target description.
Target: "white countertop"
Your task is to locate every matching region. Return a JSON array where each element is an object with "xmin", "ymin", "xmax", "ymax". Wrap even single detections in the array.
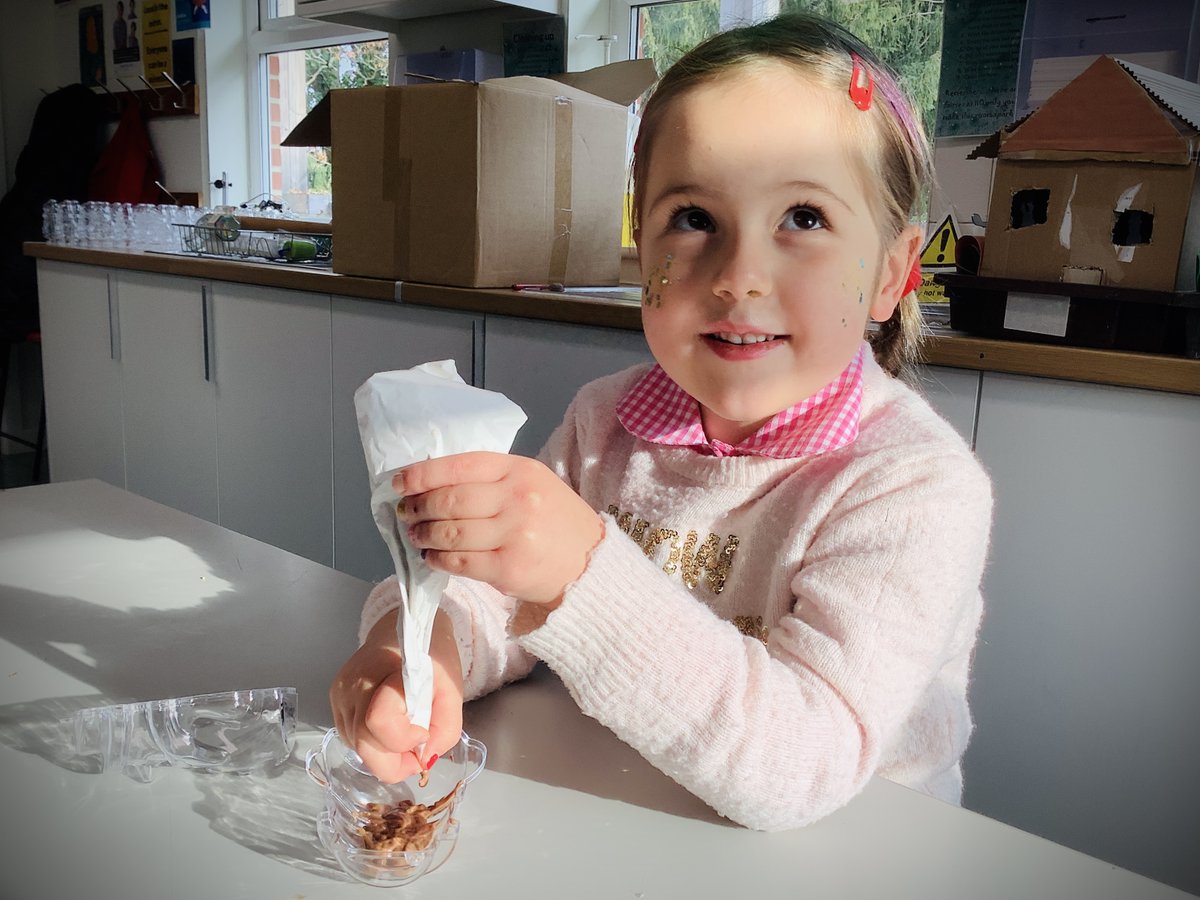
[{"xmin": 0, "ymin": 480, "xmax": 1190, "ymax": 899}]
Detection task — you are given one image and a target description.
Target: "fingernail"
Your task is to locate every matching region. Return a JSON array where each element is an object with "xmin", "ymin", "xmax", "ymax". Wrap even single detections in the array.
[
  {"xmin": 419, "ymin": 548, "xmax": 429, "ymax": 561},
  {"xmin": 395, "ymin": 498, "xmax": 406, "ymax": 516},
  {"xmin": 392, "ymin": 469, "xmax": 406, "ymax": 493},
  {"xmin": 425, "ymin": 753, "xmax": 438, "ymax": 770}
]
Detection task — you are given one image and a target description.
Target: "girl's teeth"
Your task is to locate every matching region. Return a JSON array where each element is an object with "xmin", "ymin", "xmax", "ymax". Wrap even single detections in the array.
[{"xmin": 714, "ymin": 332, "xmax": 774, "ymax": 344}]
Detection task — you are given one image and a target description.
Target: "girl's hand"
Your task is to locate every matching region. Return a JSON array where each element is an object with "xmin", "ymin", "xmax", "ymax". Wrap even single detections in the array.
[
  {"xmin": 329, "ymin": 608, "xmax": 464, "ymax": 783},
  {"xmin": 396, "ymin": 452, "xmax": 604, "ymax": 607}
]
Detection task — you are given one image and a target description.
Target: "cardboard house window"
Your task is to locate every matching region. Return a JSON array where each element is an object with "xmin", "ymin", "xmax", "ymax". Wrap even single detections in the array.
[
  {"xmin": 1010, "ymin": 189, "xmax": 1050, "ymax": 229},
  {"xmin": 1112, "ymin": 209, "xmax": 1154, "ymax": 246}
]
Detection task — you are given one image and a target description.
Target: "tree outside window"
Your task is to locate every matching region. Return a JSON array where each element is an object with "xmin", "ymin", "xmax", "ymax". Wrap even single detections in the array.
[
  {"xmin": 265, "ymin": 39, "xmax": 389, "ymax": 217},
  {"xmin": 628, "ymin": 0, "xmax": 943, "ymax": 140}
]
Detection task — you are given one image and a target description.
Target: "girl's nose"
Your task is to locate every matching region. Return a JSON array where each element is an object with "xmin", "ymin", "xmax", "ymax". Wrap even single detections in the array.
[{"xmin": 711, "ymin": 233, "xmax": 772, "ymax": 301}]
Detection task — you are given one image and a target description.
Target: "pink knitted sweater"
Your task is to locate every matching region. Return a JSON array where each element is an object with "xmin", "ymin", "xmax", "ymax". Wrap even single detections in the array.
[{"xmin": 360, "ymin": 352, "xmax": 993, "ymax": 830}]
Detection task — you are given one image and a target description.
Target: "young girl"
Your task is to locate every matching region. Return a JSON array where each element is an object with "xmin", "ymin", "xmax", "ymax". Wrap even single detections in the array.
[{"xmin": 330, "ymin": 13, "xmax": 992, "ymax": 830}]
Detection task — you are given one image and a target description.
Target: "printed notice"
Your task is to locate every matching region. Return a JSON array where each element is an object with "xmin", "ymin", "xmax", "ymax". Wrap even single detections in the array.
[
  {"xmin": 935, "ymin": 0, "xmax": 1027, "ymax": 137},
  {"xmin": 142, "ymin": 0, "xmax": 171, "ymax": 84}
]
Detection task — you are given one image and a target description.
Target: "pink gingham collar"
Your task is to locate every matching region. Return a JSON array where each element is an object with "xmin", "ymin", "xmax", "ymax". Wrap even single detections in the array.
[{"xmin": 616, "ymin": 343, "xmax": 865, "ymax": 459}]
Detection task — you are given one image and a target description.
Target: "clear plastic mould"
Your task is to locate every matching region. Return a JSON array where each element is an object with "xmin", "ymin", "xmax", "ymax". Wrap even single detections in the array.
[
  {"xmin": 67, "ymin": 686, "xmax": 297, "ymax": 783},
  {"xmin": 306, "ymin": 728, "xmax": 486, "ymax": 887}
]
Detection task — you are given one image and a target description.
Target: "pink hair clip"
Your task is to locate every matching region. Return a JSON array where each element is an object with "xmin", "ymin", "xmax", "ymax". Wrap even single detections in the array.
[{"xmin": 849, "ymin": 53, "xmax": 873, "ymax": 111}]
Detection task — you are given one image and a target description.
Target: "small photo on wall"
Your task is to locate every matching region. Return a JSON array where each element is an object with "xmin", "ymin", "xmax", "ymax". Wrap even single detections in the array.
[
  {"xmin": 175, "ymin": 0, "xmax": 210, "ymax": 31},
  {"xmin": 113, "ymin": 0, "xmax": 142, "ymax": 68},
  {"xmin": 79, "ymin": 5, "xmax": 107, "ymax": 87}
]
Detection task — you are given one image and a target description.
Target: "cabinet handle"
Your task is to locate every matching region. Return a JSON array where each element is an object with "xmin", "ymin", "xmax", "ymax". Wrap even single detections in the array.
[
  {"xmin": 201, "ymin": 285, "xmax": 211, "ymax": 382},
  {"xmin": 106, "ymin": 274, "xmax": 121, "ymax": 361}
]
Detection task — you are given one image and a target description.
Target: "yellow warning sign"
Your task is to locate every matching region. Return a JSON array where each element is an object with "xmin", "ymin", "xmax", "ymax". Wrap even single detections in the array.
[
  {"xmin": 919, "ymin": 214, "xmax": 959, "ymax": 268},
  {"xmin": 916, "ymin": 272, "xmax": 947, "ymax": 304}
]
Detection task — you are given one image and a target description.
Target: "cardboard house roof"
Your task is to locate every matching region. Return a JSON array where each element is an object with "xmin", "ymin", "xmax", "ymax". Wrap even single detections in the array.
[
  {"xmin": 969, "ymin": 55, "xmax": 1200, "ymax": 164},
  {"xmin": 282, "ymin": 58, "xmax": 657, "ymax": 148}
]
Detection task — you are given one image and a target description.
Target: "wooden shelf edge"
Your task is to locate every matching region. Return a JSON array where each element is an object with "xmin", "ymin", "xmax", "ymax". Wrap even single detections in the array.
[{"xmin": 923, "ymin": 335, "xmax": 1200, "ymax": 396}]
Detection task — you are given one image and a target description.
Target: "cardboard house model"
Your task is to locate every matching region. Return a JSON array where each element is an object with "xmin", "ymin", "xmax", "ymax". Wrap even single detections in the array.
[{"xmin": 972, "ymin": 55, "xmax": 1200, "ymax": 293}]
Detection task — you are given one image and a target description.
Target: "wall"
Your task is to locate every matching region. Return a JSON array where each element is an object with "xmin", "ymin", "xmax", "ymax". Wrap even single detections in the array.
[{"xmin": 0, "ymin": 0, "xmax": 250, "ymax": 206}]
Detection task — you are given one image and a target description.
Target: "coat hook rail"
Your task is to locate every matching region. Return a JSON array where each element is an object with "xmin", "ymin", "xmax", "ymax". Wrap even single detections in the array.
[{"xmin": 94, "ymin": 79, "xmax": 199, "ymax": 121}]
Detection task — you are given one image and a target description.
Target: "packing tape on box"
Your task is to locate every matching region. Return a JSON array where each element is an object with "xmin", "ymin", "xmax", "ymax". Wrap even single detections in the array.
[
  {"xmin": 550, "ymin": 97, "xmax": 574, "ymax": 285},
  {"xmin": 382, "ymin": 94, "xmax": 413, "ymax": 276}
]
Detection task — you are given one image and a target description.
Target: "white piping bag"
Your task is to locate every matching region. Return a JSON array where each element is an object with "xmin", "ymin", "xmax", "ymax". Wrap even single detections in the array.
[{"xmin": 354, "ymin": 360, "xmax": 526, "ymax": 744}]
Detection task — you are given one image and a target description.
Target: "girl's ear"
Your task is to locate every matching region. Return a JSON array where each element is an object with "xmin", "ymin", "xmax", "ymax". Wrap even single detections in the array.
[{"xmin": 869, "ymin": 223, "xmax": 923, "ymax": 322}]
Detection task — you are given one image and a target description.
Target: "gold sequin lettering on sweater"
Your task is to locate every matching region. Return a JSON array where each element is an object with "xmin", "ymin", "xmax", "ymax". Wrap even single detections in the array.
[{"xmin": 607, "ymin": 505, "xmax": 739, "ymax": 594}]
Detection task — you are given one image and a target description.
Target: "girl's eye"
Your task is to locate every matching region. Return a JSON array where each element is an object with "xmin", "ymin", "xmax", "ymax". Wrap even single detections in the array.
[
  {"xmin": 669, "ymin": 207, "xmax": 714, "ymax": 233},
  {"xmin": 784, "ymin": 206, "xmax": 826, "ymax": 231}
]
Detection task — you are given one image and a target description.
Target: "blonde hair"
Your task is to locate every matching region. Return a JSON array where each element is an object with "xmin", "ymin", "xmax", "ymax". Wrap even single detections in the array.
[{"xmin": 630, "ymin": 13, "xmax": 933, "ymax": 377}]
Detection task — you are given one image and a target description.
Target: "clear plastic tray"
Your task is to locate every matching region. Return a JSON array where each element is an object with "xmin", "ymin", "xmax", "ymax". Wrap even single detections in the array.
[{"xmin": 67, "ymin": 686, "xmax": 297, "ymax": 783}]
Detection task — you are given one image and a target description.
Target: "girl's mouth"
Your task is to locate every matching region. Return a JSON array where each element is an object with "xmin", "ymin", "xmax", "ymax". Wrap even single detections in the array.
[
  {"xmin": 707, "ymin": 331, "xmax": 779, "ymax": 345},
  {"xmin": 702, "ymin": 331, "xmax": 786, "ymax": 359}
]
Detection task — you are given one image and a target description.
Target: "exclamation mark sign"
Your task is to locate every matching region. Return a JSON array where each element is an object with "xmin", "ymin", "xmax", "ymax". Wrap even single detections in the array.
[{"xmin": 937, "ymin": 230, "xmax": 949, "ymax": 263}]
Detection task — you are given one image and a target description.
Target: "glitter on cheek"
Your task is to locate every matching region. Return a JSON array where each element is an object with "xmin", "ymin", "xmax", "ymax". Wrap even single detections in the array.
[{"xmin": 642, "ymin": 253, "xmax": 675, "ymax": 309}]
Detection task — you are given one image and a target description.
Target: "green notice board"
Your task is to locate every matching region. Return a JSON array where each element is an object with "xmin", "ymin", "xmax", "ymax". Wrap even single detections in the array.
[
  {"xmin": 503, "ymin": 16, "xmax": 566, "ymax": 77},
  {"xmin": 935, "ymin": 0, "xmax": 1028, "ymax": 137}
]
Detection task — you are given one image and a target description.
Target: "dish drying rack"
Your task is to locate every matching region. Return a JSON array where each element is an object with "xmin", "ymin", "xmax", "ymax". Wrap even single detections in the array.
[{"xmin": 174, "ymin": 222, "xmax": 333, "ymax": 266}]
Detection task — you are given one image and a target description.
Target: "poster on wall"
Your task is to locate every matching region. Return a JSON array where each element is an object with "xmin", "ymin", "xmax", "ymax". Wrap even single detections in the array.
[
  {"xmin": 111, "ymin": 0, "xmax": 142, "ymax": 80},
  {"xmin": 502, "ymin": 16, "xmax": 565, "ymax": 76},
  {"xmin": 143, "ymin": 0, "xmax": 173, "ymax": 84},
  {"xmin": 78, "ymin": 5, "xmax": 107, "ymax": 87},
  {"xmin": 175, "ymin": 0, "xmax": 210, "ymax": 31}
]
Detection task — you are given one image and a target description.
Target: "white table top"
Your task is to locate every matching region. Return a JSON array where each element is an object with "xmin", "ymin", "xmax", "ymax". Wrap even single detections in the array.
[{"xmin": 0, "ymin": 480, "xmax": 1189, "ymax": 900}]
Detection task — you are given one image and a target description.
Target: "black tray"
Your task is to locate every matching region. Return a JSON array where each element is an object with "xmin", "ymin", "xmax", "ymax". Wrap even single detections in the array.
[{"xmin": 934, "ymin": 273, "xmax": 1200, "ymax": 359}]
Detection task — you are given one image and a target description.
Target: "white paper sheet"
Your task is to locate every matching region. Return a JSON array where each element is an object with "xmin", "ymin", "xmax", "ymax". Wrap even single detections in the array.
[{"xmin": 353, "ymin": 360, "xmax": 526, "ymax": 736}]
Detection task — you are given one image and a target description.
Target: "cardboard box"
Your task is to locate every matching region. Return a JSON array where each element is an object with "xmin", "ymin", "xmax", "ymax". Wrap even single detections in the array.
[
  {"xmin": 970, "ymin": 56, "xmax": 1200, "ymax": 292},
  {"xmin": 283, "ymin": 60, "xmax": 655, "ymax": 287}
]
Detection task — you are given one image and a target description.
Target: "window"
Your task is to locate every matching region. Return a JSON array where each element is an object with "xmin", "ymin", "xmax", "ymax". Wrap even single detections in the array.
[
  {"xmin": 262, "ymin": 40, "xmax": 389, "ymax": 217},
  {"xmin": 631, "ymin": 1, "xmax": 720, "ymax": 86},
  {"xmin": 248, "ymin": 2, "xmax": 390, "ymax": 217},
  {"xmin": 612, "ymin": 1, "xmax": 944, "ymax": 139},
  {"xmin": 610, "ymin": 1, "xmax": 944, "ymax": 240},
  {"xmin": 1010, "ymin": 188, "xmax": 1050, "ymax": 229},
  {"xmin": 1112, "ymin": 209, "xmax": 1153, "ymax": 246}
]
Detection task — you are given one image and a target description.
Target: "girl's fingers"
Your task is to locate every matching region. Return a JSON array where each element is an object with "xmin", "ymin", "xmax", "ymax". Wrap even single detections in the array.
[
  {"xmin": 356, "ymin": 734, "xmax": 422, "ymax": 784},
  {"xmin": 422, "ymin": 547, "xmax": 512, "ymax": 591},
  {"xmin": 393, "ymin": 451, "xmax": 514, "ymax": 496},
  {"xmin": 400, "ymin": 481, "xmax": 509, "ymax": 526},
  {"xmin": 426, "ymin": 688, "xmax": 465, "ymax": 764},
  {"xmin": 362, "ymin": 671, "xmax": 428, "ymax": 753},
  {"xmin": 407, "ymin": 516, "xmax": 508, "ymax": 555}
]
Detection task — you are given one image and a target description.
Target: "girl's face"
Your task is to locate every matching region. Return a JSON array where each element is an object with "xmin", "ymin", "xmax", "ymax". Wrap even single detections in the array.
[{"xmin": 636, "ymin": 61, "xmax": 921, "ymax": 445}]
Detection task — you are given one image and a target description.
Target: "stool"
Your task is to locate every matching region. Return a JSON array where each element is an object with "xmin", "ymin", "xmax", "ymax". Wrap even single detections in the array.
[{"xmin": 0, "ymin": 331, "xmax": 47, "ymax": 488}]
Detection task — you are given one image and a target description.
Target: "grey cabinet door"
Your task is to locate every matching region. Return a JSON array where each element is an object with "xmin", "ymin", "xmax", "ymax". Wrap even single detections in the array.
[
  {"xmin": 36, "ymin": 260, "xmax": 125, "ymax": 487},
  {"xmin": 964, "ymin": 372, "xmax": 1200, "ymax": 894},
  {"xmin": 909, "ymin": 365, "xmax": 980, "ymax": 448},
  {"xmin": 482, "ymin": 316, "xmax": 653, "ymax": 458},
  {"xmin": 331, "ymin": 296, "xmax": 479, "ymax": 583},
  {"xmin": 211, "ymin": 281, "xmax": 334, "ymax": 566},
  {"xmin": 116, "ymin": 271, "xmax": 218, "ymax": 522}
]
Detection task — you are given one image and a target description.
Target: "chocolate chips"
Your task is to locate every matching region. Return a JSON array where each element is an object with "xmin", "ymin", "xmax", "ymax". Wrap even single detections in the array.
[{"xmin": 354, "ymin": 783, "xmax": 459, "ymax": 854}]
